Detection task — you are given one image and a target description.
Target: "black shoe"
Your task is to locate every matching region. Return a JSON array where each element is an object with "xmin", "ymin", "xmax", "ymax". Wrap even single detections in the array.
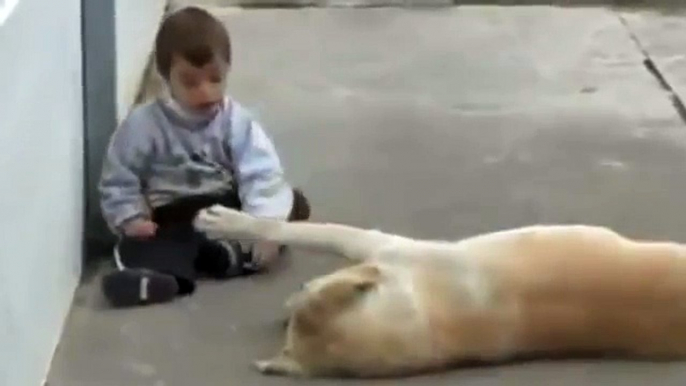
[
  {"xmin": 102, "ymin": 269, "xmax": 179, "ymax": 308},
  {"xmin": 289, "ymin": 188, "xmax": 311, "ymax": 222},
  {"xmin": 196, "ymin": 239, "xmax": 256, "ymax": 278},
  {"xmin": 240, "ymin": 242, "xmax": 265, "ymax": 274}
]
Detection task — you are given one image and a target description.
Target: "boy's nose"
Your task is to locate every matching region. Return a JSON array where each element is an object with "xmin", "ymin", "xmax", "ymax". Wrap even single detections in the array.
[{"xmin": 197, "ymin": 83, "xmax": 219, "ymax": 103}]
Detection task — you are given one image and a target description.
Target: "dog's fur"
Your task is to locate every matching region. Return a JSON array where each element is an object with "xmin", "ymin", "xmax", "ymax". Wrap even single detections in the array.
[{"xmin": 194, "ymin": 205, "xmax": 686, "ymax": 378}]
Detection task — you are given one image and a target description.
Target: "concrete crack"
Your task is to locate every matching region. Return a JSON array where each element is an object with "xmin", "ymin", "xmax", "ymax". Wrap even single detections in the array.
[{"xmin": 617, "ymin": 12, "xmax": 686, "ymax": 125}]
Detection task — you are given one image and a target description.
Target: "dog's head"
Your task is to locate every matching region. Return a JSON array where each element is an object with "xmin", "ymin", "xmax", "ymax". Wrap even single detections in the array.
[{"xmin": 285, "ymin": 264, "xmax": 382, "ymax": 334}]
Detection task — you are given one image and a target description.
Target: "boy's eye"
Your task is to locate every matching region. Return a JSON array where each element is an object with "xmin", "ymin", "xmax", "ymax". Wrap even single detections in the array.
[{"xmin": 210, "ymin": 75, "xmax": 223, "ymax": 84}]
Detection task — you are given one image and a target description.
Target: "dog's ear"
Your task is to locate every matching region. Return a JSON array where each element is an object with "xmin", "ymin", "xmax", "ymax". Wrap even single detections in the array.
[
  {"xmin": 351, "ymin": 264, "xmax": 380, "ymax": 293},
  {"xmin": 321, "ymin": 272, "xmax": 379, "ymax": 306},
  {"xmin": 353, "ymin": 280, "xmax": 375, "ymax": 293},
  {"xmin": 291, "ymin": 268, "xmax": 380, "ymax": 336}
]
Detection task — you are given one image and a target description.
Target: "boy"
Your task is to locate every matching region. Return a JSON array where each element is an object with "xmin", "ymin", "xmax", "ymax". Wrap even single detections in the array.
[{"xmin": 99, "ymin": 6, "xmax": 310, "ymax": 308}]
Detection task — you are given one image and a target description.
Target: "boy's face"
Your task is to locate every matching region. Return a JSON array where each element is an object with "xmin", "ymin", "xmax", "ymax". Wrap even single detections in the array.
[{"xmin": 167, "ymin": 54, "xmax": 229, "ymax": 114}]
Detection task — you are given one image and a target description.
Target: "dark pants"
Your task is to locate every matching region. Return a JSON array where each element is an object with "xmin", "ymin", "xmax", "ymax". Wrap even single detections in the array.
[{"xmin": 113, "ymin": 188, "xmax": 310, "ymax": 295}]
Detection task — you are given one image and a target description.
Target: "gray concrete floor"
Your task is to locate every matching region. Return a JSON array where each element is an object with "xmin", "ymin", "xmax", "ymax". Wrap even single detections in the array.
[{"xmin": 48, "ymin": 5, "xmax": 686, "ymax": 386}]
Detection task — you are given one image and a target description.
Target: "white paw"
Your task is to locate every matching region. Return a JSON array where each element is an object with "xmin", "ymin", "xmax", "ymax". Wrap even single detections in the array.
[
  {"xmin": 253, "ymin": 355, "xmax": 304, "ymax": 377},
  {"xmin": 253, "ymin": 359, "xmax": 271, "ymax": 373},
  {"xmin": 254, "ymin": 359, "xmax": 288, "ymax": 375},
  {"xmin": 193, "ymin": 204, "xmax": 258, "ymax": 240}
]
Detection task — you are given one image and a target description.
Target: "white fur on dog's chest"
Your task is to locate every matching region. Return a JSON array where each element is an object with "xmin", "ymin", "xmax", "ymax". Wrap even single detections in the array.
[{"xmin": 374, "ymin": 242, "xmax": 497, "ymax": 310}]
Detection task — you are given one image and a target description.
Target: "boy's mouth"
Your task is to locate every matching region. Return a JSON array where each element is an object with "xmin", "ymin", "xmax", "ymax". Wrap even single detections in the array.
[{"xmin": 196, "ymin": 101, "xmax": 221, "ymax": 111}]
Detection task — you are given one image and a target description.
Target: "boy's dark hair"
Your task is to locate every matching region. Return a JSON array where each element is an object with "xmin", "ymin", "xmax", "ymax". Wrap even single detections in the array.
[{"xmin": 154, "ymin": 6, "xmax": 231, "ymax": 80}]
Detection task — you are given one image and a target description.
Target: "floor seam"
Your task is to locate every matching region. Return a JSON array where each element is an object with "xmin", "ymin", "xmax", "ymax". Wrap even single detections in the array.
[{"xmin": 616, "ymin": 11, "xmax": 686, "ymax": 126}]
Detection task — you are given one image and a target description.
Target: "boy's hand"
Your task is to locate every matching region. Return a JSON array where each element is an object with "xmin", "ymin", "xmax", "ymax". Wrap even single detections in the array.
[{"xmin": 123, "ymin": 218, "xmax": 158, "ymax": 239}]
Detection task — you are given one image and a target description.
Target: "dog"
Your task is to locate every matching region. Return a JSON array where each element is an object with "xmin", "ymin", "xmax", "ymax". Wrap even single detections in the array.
[{"xmin": 193, "ymin": 204, "xmax": 686, "ymax": 378}]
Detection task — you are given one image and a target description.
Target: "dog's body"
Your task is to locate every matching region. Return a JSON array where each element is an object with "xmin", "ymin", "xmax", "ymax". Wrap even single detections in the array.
[{"xmin": 194, "ymin": 205, "xmax": 686, "ymax": 378}]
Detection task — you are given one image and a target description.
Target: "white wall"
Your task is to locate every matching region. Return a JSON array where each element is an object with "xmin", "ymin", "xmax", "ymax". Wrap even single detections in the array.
[
  {"xmin": 0, "ymin": 0, "xmax": 84, "ymax": 384},
  {"xmin": 115, "ymin": 0, "xmax": 168, "ymax": 122}
]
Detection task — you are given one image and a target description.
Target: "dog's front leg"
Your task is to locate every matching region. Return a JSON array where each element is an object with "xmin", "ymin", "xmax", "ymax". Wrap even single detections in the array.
[{"xmin": 194, "ymin": 205, "xmax": 400, "ymax": 261}]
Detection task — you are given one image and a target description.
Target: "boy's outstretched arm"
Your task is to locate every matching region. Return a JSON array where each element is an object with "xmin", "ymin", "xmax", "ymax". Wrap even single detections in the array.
[
  {"xmin": 99, "ymin": 113, "xmax": 153, "ymax": 234},
  {"xmin": 229, "ymin": 114, "xmax": 294, "ymax": 221}
]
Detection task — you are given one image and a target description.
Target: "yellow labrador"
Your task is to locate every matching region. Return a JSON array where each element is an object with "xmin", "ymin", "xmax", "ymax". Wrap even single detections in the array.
[{"xmin": 194, "ymin": 205, "xmax": 686, "ymax": 378}]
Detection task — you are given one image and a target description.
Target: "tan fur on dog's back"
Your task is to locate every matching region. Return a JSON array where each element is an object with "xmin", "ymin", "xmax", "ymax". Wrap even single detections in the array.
[
  {"xmin": 193, "ymin": 206, "xmax": 686, "ymax": 378},
  {"xmin": 484, "ymin": 226, "xmax": 686, "ymax": 357}
]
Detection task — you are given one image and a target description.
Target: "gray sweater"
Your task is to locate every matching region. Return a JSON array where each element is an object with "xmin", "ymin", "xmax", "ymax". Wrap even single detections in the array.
[{"xmin": 99, "ymin": 97, "xmax": 293, "ymax": 233}]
